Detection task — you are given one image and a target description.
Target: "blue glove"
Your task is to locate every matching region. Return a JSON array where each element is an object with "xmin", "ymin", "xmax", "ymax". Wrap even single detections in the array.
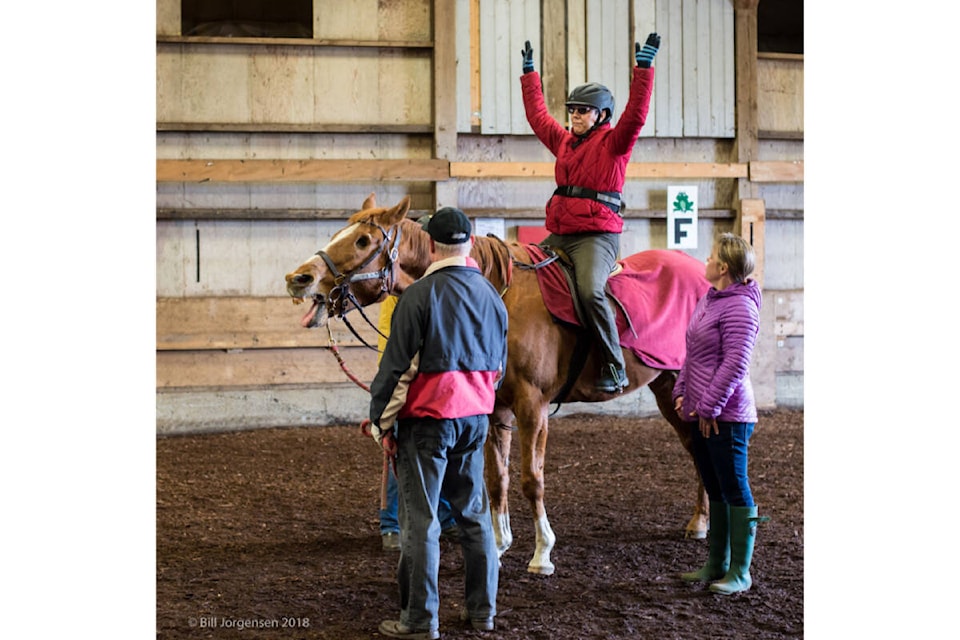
[
  {"xmin": 635, "ymin": 33, "xmax": 660, "ymax": 68},
  {"xmin": 521, "ymin": 40, "xmax": 534, "ymax": 74}
]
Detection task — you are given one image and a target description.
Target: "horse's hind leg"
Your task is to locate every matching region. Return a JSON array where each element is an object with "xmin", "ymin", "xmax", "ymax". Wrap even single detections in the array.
[
  {"xmin": 485, "ymin": 407, "xmax": 515, "ymax": 558},
  {"xmin": 649, "ymin": 371, "xmax": 709, "ymax": 540}
]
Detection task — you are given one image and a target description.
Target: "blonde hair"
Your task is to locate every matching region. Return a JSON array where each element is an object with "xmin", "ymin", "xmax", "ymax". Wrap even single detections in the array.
[{"xmin": 715, "ymin": 233, "xmax": 755, "ymax": 283}]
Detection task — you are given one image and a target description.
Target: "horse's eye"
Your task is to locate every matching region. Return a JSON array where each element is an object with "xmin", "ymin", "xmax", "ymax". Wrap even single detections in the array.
[{"xmin": 356, "ymin": 235, "xmax": 371, "ymax": 249}]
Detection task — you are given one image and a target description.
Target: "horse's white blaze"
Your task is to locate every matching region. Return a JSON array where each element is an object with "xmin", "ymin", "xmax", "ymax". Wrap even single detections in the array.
[{"xmin": 325, "ymin": 223, "xmax": 361, "ymax": 250}]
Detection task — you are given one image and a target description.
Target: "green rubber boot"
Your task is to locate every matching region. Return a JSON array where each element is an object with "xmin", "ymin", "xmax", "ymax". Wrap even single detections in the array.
[
  {"xmin": 681, "ymin": 501, "xmax": 729, "ymax": 582},
  {"xmin": 709, "ymin": 505, "xmax": 760, "ymax": 595}
]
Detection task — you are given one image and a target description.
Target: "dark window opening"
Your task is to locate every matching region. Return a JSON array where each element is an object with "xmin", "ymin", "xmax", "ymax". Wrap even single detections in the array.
[
  {"xmin": 181, "ymin": 0, "xmax": 313, "ymax": 38},
  {"xmin": 758, "ymin": 0, "xmax": 803, "ymax": 54}
]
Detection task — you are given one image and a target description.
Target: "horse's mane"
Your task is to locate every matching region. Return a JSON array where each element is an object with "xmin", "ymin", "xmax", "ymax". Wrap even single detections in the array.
[{"xmin": 471, "ymin": 235, "xmax": 518, "ymax": 294}]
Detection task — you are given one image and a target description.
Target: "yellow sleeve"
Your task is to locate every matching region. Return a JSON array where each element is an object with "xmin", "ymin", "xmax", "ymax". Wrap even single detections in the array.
[{"xmin": 376, "ymin": 295, "xmax": 399, "ymax": 362}]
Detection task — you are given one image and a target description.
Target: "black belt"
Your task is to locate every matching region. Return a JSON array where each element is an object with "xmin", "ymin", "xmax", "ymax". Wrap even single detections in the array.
[{"xmin": 553, "ymin": 186, "xmax": 623, "ymax": 215}]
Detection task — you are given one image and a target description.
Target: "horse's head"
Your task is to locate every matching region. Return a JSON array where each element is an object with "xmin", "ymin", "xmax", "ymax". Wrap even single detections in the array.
[{"xmin": 285, "ymin": 193, "xmax": 420, "ymax": 328}]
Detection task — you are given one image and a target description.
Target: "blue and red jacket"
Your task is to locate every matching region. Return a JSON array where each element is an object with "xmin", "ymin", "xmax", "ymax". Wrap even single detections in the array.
[
  {"xmin": 673, "ymin": 280, "xmax": 762, "ymax": 423},
  {"xmin": 369, "ymin": 256, "xmax": 508, "ymax": 429},
  {"xmin": 520, "ymin": 66, "xmax": 654, "ymax": 236}
]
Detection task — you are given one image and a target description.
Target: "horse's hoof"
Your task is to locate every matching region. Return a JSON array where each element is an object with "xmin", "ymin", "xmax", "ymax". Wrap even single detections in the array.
[
  {"xmin": 684, "ymin": 528, "xmax": 707, "ymax": 540},
  {"xmin": 527, "ymin": 562, "xmax": 555, "ymax": 576}
]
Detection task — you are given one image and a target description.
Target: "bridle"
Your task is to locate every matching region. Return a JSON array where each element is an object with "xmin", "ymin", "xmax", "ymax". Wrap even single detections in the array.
[{"xmin": 314, "ymin": 219, "xmax": 402, "ymax": 349}]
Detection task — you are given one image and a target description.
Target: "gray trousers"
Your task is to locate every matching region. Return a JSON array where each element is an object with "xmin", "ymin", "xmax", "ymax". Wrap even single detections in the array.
[{"xmin": 542, "ymin": 231, "xmax": 625, "ymax": 372}]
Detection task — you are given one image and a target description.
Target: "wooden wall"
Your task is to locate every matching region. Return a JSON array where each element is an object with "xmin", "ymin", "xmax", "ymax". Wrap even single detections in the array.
[{"xmin": 155, "ymin": 0, "xmax": 804, "ymax": 433}]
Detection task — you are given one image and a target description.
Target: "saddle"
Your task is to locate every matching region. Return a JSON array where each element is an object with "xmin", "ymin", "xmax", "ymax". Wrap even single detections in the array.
[{"xmin": 521, "ymin": 244, "xmax": 710, "ymax": 372}]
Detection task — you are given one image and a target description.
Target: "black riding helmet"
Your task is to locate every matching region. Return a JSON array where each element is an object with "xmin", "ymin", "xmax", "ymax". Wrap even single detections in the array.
[{"xmin": 565, "ymin": 82, "xmax": 615, "ymax": 126}]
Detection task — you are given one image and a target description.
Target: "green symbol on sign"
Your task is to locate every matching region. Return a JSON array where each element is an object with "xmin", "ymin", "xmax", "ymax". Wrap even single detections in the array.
[{"xmin": 672, "ymin": 192, "xmax": 694, "ymax": 213}]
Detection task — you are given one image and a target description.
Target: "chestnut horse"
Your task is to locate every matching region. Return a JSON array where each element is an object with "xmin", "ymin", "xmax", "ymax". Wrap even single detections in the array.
[{"xmin": 285, "ymin": 194, "xmax": 709, "ymax": 575}]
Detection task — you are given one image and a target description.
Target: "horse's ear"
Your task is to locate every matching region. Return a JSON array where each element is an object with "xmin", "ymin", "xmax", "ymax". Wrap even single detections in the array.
[
  {"xmin": 383, "ymin": 196, "xmax": 411, "ymax": 224},
  {"xmin": 361, "ymin": 192, "xmax": 377, "ymax": 210}
]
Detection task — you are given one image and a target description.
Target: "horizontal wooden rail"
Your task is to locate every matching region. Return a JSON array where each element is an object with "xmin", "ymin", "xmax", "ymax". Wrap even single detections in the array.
[
  {"xmin": 156, "ymin": 207, "xmax": 815, "ymax": 221},
  {"xmin": 157, "ymin": 297, "xmax": 382, "ymax": 351},
  {"xmin": 451, "ymin": 162, "xmax": 748, "ymax": 179},
  {"xmin": 156, "ymin": 159, "xmax": 449, "ymax": 183},
  {"xmin": 157, "ymin": 36, "xmax": 434, "ymax": 49},
  {"xmin": 157, "ymin": 123, "xmax": 435, "ymax": 134},
  {"xmin": 749, "ymin": 161, "xmax": 804, "ymax": 182},
  {"xmin": 157, "ymin": 347, "xmax": 379, "ymax": 390}
]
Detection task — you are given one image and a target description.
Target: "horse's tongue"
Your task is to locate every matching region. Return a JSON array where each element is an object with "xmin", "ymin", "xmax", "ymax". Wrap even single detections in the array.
[{"xmin": 300, "ymin": 301, "xmax": 319, "ymax": 328}]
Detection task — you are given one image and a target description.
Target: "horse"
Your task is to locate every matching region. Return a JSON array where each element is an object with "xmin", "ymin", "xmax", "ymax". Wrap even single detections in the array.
[{"xmin": 284, "ymin": 193, "xmax": 711, "ymax": 576}]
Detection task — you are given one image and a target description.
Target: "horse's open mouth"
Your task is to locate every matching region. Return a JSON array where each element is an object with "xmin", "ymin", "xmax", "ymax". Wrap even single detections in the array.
[{"xmin": 296, "ymin": 295, "xmax": 327, "ymax": 328}]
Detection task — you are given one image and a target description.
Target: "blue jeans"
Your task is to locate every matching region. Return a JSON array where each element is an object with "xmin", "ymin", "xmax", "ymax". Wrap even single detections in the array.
[
  {"xmin": 689, "ymin": 420, "xmax": 755, "ymax": 507},
  {"xmin": 380, "ymin": 467, "xmax": 456, "ymax": 535},
  {"xmin": 395, "ymin": 414, "xmax": 498, "ymax": 632}
]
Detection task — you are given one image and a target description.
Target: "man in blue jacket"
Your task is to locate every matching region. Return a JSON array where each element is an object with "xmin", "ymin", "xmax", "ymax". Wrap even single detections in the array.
[{"xmin": 369, "ymin": 207, "xmax": 508, "ymax": 639}]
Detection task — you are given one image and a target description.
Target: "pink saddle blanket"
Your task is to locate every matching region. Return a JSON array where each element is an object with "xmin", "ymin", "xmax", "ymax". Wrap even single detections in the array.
[{"xmin": 525, "ymin": 246, "xmax": 709, "ymax": 370}]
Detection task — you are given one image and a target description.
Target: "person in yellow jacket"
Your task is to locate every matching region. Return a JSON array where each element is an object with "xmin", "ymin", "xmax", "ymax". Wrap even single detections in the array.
[{"xmin": 376, "ymin": 294, "xmax": 459, "ymax": 551}]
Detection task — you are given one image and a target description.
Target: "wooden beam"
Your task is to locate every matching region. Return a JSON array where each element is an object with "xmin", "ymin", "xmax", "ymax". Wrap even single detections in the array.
[
  {"xmin": 156, "ymin": 159, "xmax": 450, "ymax": 183},
  {"xmin": 433, "ymin": 0, "xmax": 458, "ymax": 208},
  {"xmin": 450, "ymin": 161, "xmax": 748, "ymax": 178},
  {"xmin": 156, "ymin": 208, "xmax": 436, "ymax": 220},
  {"xmin": 157, "ymin": 297, "xmax": 382, "ymax": 351},
  {"xmin": 734, "ymin": 0, "xmax": 759, "ymax": 201},
  {"xmin": 157, "ymin": 123, "xmax": 434, "ymax": 134},
  {"xmin": 157, "ymin": 347, "xmax": 379, "ymax": 389},
  {"xmin": 738, "ymin": 198, "xmax": 765, "ymax": 288},
  {"xmin": 749, "ymin": 161, "xmax": 804, "ymax": 183},
  {"xmin": 158, "ymin": 207, "xmax": 740, "ymax": 221},
  {"xmin": 156, "ymin": 36, "xmax": 433, "ymax": 49}
]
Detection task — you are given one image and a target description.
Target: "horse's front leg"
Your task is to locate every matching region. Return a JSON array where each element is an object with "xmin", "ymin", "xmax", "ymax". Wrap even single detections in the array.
[
  {"xmin": 515, "ymin": 397, "xmax": 556, "ymax": 575},
  {"xmin": 650, "ymin": 371, "xmax": 709, "ymax": 539},
  {"xmin": 485, "ymin": 407, "xmax": 514, "ymax": 558}
]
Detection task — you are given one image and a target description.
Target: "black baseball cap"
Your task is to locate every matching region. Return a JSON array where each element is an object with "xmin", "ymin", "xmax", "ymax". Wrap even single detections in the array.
[{"xmin": 426, "ymin": 207, "xmax": 472, "ymax": 244}]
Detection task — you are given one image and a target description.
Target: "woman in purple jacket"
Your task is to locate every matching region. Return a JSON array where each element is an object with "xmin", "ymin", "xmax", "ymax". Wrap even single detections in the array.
[{"xmin": 673, "ymin": 233, "xmax": 764, "ymax": 595}]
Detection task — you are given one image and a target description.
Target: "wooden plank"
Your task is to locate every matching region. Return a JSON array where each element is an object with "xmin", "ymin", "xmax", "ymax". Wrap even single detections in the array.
[
  {"xmin": 633, "ymin": 0, "xmax": 657, "ymax": 137},
  {"xmin": 157, "ymin": 297, "xmax": 383, "ymax": 350},
  {"xmin": 721, "ymin": 0, "xmax": 736, "ymax": 137},
  {"xmin": 734, "ymin": 0, "xmax": 760, "ymax": 202},
  {"xmin": 470, "ymin": 0, "xmax": 481, "ymax": 129},
  {"xmin": 479, "ymin": 0, "xmax": 498, "ymax": 133},
  {"xmin": 567, "ymin": 0, "xmax": 586, "ymax": 90},
  {"xmin": 157, "ymin": 36, "xmax": 434, "ymax": 48},
  {"xmin": 681, "ymin": 0, "xmax": 698, "ymax": 135},
  {"xmin": 758, "ymin": 55, "xmax": 804, "ymax": 137},
  {"xmin": 156, "ymin": 123, "xmax": 434, "ymax": 133},
  {"xmin": 456, "ymin": 0, "xmax": 473, "ymax": 133},
  {"xmin": 696, "ymin": 0, "xmax": 711, "ymax": 136},
  {"xmin": 434, "ymin": 0, "xmax": 458, "ymax": 159},
  {"xmin": 157, "ymin": 208, "xmax": 434, "ymax": 220},
  {"xmin": 738, "ymin": 198, "xmax": 765, "ymax": 288},
  {"xmin": 749, "ymin": 161, "xmax": 803, "ymax": 182},
  {"xmin": 156, "ymin": 159, "xmax": 450, "ymax": 182},
  {"xmin": 542, "ymin": 0, "xmax": 568, "ymax": 121},
  {"xmin": 450, "ymin": 161, "xmax": 747, "ymax": 178},
  {"xmin": 157, "ymin": 347, "xmax": 380, "ymax": 389}
]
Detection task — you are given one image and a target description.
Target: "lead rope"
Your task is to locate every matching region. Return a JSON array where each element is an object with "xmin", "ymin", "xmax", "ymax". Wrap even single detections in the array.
[{"xmin": 328, "ymin": 324, "xmax": 397, "ymax": 510}]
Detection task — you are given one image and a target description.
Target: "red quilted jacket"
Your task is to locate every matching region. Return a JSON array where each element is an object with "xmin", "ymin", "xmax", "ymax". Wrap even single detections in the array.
[{"xmin": 521, "ymin": 67, "xmax": 654, "ymax": 235}]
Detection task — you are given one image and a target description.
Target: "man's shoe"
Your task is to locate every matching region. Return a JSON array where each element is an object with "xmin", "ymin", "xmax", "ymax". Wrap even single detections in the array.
[
  {"xmin": 378, "ymin": 619, "xmax": 439, "ymax": 640},
  {"xmin": 381, "ymin": 532, "xmax": 401, "ymax": 551},
  {"xmin": 459, "ymin": 608, "xmax": 494, "ymax": 631},
  {"xmin": 596, "ymin": 364, "xmax": 627, "ymax": 394}
]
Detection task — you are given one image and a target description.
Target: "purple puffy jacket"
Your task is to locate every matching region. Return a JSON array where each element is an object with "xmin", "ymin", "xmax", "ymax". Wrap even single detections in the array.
[{"xmin": 673, "ymin": 280, "xmax": 762, "ymax": 423}]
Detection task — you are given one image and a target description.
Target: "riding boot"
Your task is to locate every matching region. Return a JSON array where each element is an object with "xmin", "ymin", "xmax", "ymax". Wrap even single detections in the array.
[
  {"xmin": 709, "ymin": 505, "xmax": 759, "ymax": 595},
  {"xmin": 681, "ymin": 501, "xmax": 729, "ymax": 582},
  {"xmin": 596, "ymin": 362, "xmax": 627, "ymax": 394}
]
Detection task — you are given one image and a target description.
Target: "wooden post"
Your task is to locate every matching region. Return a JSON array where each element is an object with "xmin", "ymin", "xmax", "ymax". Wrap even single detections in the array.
[
  {"xmin": 738, "ymin": 198, "xmax": 765, "ymax": 288},
  {"xmin": 734, "ymin": 0, "xmax": 759, "ymax": 203},
  {"xmin": 434, "ymin": 0, "xmax": 458, "ymax": 208}
]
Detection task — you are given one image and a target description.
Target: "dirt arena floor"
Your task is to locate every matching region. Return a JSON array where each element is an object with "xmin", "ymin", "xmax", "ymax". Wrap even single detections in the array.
[{"xmin": 157, "ymin": 409, "xmax": 803, "ymax": 639}]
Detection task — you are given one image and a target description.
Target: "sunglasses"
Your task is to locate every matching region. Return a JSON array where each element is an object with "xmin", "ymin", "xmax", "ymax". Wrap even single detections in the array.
[{"xmin": 567, "ymin": 106, "xmax": 596, "ymax": 115}]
